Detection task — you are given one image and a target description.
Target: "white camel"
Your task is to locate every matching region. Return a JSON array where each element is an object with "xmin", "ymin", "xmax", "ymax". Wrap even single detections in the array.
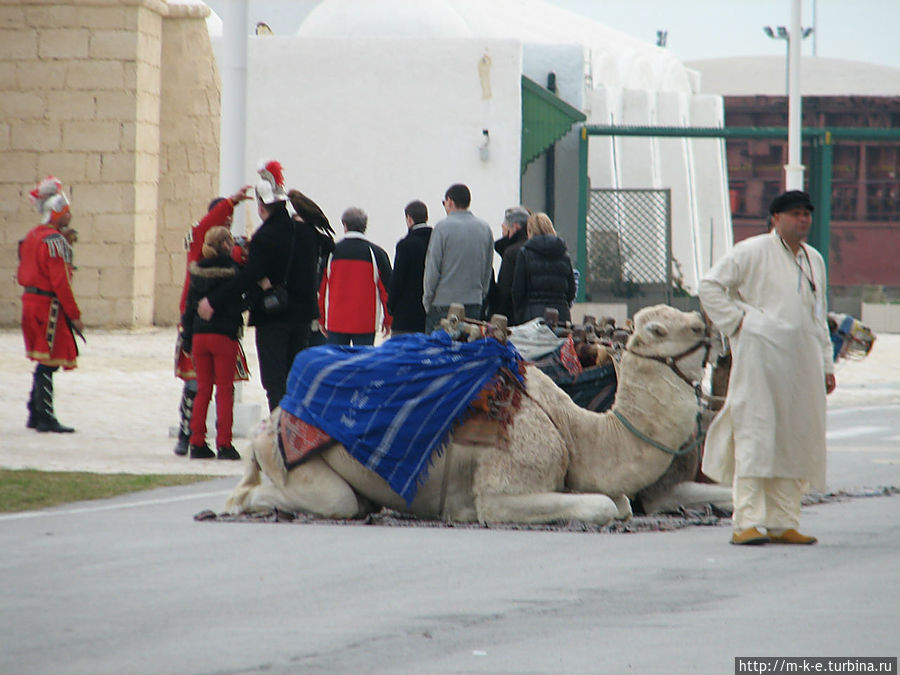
[{"xmin": 226, "ymin": 305, "xmax": 730, "ymax": 526}]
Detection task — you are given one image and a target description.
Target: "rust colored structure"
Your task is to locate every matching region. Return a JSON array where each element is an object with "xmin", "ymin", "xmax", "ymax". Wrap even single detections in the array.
[{"xmin": 725, "ymin": 95, "xmax": 900, "ymax": 288}]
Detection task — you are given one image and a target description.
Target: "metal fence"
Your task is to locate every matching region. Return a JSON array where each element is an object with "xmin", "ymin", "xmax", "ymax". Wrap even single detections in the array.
[{"xmin": 584, "ymin": 188, "xmax": 672, "ymax": 304}]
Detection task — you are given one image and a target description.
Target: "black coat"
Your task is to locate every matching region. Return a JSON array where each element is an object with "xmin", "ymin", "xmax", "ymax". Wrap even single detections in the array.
[
  {"xmin": 207, "ymin": 203, "xmax": 321, "ymax": 326},
  {"xmin": 181, "ymin": 255, "xmax": 246, "ymax": 352},
  {"xmin": 493, "ymin": 227, "xmax": 528, "ymax": 322},
  {"xmin": 512, "ymin": 234, "xmax": 576, "ymax": 325},
  {"xmin": 387, "ymin": 225, "xmax": 432, "ymax": 332}
]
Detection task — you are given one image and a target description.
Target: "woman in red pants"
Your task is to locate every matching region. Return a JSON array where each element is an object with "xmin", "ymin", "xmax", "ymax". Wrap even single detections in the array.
[{"xmin": 181, "ymin": 227, "xmax": 247, "ymax": 460}]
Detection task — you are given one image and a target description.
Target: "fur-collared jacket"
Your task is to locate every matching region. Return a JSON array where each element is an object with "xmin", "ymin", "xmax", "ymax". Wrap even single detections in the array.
[{"xmin": 181, "ymin": 254, "xmax": 246, "ymax": 352}]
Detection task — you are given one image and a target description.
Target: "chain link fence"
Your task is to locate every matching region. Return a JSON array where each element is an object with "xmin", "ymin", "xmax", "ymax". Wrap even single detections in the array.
[{"xmin": 584, "ymin": 188, "xmax": 672, "ymax": 305}]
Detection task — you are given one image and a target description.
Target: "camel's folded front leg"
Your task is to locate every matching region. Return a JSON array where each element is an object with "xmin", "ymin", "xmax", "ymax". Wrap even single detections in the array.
[
  {"xmin": 640, "ymin": 481, "xmax": 733, "ymax": 515},
  {"xmin": 612, "ymin": 494, "xmax": 633, "ymax": 521},
  {"xmin": 476, "ymin": 492, "xmax": 619, "ymax": 526}
]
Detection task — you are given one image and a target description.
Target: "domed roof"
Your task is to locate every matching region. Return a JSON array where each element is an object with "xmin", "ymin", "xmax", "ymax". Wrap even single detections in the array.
[
  {"xmin": 297, "ymin": 0, "xmax": 693, "ymax": 93},
  {"xmin": 297, "ymin": 0, "xmax": 473, "ymax": 38}
]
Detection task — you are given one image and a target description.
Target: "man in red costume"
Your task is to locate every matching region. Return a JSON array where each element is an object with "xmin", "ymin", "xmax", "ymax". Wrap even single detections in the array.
[
  {"xmin": 172, "ymin": 185, "xmax": 252, "ymax": 456},
  {"xmin": 17, "ymin": 177, "xmax": 84, "ymax": 432}
]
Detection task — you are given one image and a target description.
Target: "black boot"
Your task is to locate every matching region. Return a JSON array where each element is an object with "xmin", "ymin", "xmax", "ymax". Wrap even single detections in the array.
[
  {"xmin": 173, "ymin": 382, "xmax": 197, "ymax": 456},
  {"xmin": 189, "ymin": 443, "xmax": 215, "ymax": 459},
  {"xmin": 216, "ymin": 444, "xmax": 241, "ymax": 460},
  {"xmin": 32, "ymin": 366, "xmax": 74, "ymax": 433},
  {"xmin": 26, "ymin": 380, "xmax": 36, "ymax": 429}
]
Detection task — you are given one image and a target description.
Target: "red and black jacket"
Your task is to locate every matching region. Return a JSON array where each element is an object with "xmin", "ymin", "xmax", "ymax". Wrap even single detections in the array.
[{"xmin": 319, "ymin": 231, "xmax": 392, "ymax": 334}]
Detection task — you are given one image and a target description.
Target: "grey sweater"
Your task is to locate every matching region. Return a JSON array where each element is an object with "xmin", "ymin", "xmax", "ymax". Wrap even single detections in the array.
[{"xmin": 422, "ymin": 210, "xmax": 494, "ymax": 310}]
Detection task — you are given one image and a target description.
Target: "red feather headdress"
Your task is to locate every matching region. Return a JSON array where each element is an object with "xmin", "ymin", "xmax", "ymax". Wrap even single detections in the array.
[{"xmin": 256, "ymin": 159, "xmax": 288, "ymax": 205}]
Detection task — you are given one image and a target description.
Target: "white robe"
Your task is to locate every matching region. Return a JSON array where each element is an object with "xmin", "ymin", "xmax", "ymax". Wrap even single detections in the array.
[{"xmin": 699, "ymin": 231, "xmax": 834, "ymax": 491}]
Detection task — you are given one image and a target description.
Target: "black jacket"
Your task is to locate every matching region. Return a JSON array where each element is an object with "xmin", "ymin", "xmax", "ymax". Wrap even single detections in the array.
[
  {"xmin": 512, "ymin": 234, "xmax": 576, "ymax": 325},
  {"xmin": 207, "ymin": 203, "xmax": 320, "ymax": 326},
  {"xmin": 493, "ymin": 227, "xmax": 528, "ymax": 322},
  {"xmin": 387, "ymin": 225, "xmax": 432, "ymax": 332},
  {"xmin": 181, "ymin": 255, "xmax": 246, "ymax": 352}
]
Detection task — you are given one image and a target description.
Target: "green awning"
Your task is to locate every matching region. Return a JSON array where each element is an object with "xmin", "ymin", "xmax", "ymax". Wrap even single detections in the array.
[{"xmin": 521, "ymin": 75, "xmax": 586, "ymax": 172}]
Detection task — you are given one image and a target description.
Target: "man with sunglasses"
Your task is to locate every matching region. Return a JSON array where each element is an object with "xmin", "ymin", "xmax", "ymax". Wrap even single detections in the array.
[{"xmin": 699, "ymin": 190, "xmax": 836, "ymax": 546}]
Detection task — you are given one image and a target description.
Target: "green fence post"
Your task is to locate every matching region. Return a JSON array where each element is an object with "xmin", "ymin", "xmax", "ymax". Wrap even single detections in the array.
[
  {"xmin": 577, "ymin": 125, "xmax": 588, "ymax": 301},
  {"xmin": 808, "ymin": 132, "xmax": 833, "ymax": 280}
]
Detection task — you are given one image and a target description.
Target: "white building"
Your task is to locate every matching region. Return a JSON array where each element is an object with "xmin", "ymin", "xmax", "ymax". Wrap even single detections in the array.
[{"xmin": 206, "ymin": 0, "xmax": 732, "ymax": 294}]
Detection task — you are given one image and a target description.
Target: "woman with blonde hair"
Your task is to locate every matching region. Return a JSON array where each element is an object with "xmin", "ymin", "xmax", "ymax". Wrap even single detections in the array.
[
  {"xmin": 181, "ymin": 226, "xmax": 247, "ymax": 460},
  {"xmin": 511, "ymin": 212, "xmax": 576, "ymax": 325}
]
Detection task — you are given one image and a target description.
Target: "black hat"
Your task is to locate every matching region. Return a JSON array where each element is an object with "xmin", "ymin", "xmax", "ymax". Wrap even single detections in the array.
[{"xmin": 769, "ymin": 190, "xmax": 814, "ymax": 215}]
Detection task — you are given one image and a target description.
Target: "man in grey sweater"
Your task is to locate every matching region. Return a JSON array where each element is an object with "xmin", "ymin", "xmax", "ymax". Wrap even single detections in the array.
[{"xmin": 422, "ymin": 183, "xmax": 495, "ymax": 332}]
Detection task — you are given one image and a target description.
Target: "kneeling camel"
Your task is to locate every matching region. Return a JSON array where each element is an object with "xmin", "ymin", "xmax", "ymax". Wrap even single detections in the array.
[{"xmin": 226, "ymin": 305, "xmax": 725, "ymax": 526}]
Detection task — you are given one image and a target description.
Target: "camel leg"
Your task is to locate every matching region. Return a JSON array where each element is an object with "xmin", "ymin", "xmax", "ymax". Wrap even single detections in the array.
[
  {"xmin": 476, "ymin": 492, "xmax": 620, "ymax": 526},
  {"xmin": 239, "ymin": 456, "xmax": 370, "ymax": 517},
  {"xmin": 227, "ymin": 454, "xmax": 373, "ymax": 518},
  {"xmin": 640, "ymin": 481, "xmax": 734, "ymax": 515},
  {"xmin": 612, "ymin": 494, "xmax": 633, "ymax": 521},
  {"xmin": 224, "ymin": 454, "xmax": 263, "ymax": 514}
]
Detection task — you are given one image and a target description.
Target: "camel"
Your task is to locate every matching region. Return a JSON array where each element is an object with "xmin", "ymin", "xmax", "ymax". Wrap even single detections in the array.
[{"xmin": 226, "ymin": 304, "xmax": 728, "ymax": 526}]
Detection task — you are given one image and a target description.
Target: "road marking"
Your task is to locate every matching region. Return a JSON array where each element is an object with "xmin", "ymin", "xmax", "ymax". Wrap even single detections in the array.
[
  {"xmin": 0, "ymin": 490, "xmax": 231, "ymax": 522},
  {"xmin": 828, "ymin": 404, "xmax": 900, "ymax": 417},
  {"xmin": 826, "ymin": 425, "xmax": 888, "ymax": 440}
]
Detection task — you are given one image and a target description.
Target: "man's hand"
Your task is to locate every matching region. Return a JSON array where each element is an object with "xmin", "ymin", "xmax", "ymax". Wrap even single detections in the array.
[
  {"xmin": 72, "ymin": 318, "xmax": 85, "ymax": 334},
  {"xmin": 60, "ymin": 226, "xmax": 79, "ymax": 245},
  {"xmin": 197, "ymin": 297, "xmax": 214, "ymax": 320},
  {"xmin": 825, "ymin": 373, "xmax": 836, "ymax": 395},
  {"xmin": 230, "ymin": 185, "xmax": 252, "ymax": 205}
]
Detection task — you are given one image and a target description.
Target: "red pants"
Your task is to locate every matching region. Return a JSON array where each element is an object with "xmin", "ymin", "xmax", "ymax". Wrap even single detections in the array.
[{"xmin": 190, "ymin": 334, "xmax": 238, "ymax": 447}]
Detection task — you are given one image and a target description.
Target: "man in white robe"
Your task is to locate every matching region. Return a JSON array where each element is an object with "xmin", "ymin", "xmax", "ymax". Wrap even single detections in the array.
[{"xmin": 699, "ymin": 190, "xmax": 836, "ymax": 546}]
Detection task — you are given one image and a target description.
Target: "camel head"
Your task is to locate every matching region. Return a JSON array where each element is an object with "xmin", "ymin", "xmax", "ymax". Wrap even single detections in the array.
[{"xmin": 626, "ymin": 305, "xmax": 710, "ymax": 381}]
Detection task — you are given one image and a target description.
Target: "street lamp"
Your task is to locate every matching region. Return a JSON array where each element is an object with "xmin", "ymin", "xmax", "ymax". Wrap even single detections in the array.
[{"xmin": 763, "ymin": 25, "xmax": 813, "ymax": 94}]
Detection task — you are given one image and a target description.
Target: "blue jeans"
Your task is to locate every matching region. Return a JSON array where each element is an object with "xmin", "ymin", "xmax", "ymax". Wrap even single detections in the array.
[{"xmin": 326, "ymin": 331, "xmax": 375, "ymax": 346}]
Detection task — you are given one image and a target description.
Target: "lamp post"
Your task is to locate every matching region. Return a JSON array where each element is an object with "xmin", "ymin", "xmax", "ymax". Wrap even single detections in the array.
[
  {"xmin": 763, "ymin": 24, "xmax": 813, "ymax": 95},
  {"xmin": 764, "ymin": 1, "xmax": 814, "ymax": 190}
]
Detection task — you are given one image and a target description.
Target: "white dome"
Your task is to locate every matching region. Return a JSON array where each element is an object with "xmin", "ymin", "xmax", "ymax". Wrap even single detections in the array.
[
  {"xmin": 296, "ymin": 0, "xmax": 693, "ymax": 93},
  {"xmin": 297, "ymin": 0, "xmax": 473, "ymax": 38}
]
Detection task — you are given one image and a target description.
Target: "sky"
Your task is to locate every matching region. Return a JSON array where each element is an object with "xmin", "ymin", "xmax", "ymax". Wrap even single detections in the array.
[
  {"xmin": 210, "ymin": 0, "xmax": 900, "ymax": 71},
  {"xmin": 548, "ymin": 0, "xmax": 900, "ymax": 69}
]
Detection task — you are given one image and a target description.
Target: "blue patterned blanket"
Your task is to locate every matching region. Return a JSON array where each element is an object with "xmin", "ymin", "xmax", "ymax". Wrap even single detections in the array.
[{"xmin": 279, "ymin": 332, "xmax": 523, "ymax": 504}]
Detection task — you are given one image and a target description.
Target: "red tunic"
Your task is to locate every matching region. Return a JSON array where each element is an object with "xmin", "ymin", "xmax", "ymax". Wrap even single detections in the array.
[
  {"xmin": 17, "ymin": 225, "xmax": 81, "ymax": 369},
  {"xmin": 175, "ymin": 198, "xmax": 249, "ymax": 382}
]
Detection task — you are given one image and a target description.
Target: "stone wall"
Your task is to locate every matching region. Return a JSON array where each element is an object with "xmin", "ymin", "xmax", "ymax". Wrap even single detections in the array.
[
  {"xmin": 0, "ymin": 0, "xmax": 219, "ymax": 328},
  {"xmin": 156, "ymin": 3, "xmax": 220, "ymax": 324}
]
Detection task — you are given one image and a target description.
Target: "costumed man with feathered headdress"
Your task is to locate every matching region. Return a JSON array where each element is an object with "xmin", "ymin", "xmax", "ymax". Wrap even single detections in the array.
[
  {"xmin": 170, "ymin": 184, "xmax": 255, "ymax": 456},
  {"xmin": 17, "ymin": 177, "xmax": 84, "ymax": 433},
  {"xmin": 198, "ymin": 160, "xmax": 325, "ymax": 411}
]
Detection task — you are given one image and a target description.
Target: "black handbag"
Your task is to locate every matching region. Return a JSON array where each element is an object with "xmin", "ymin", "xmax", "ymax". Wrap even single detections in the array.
[
  {"xmin": 260, "ymin": 221, "xmax": 296, "ymax": 315},
  {"xmin": 261, "ymin": 285, "xmax": 289, "ymax": 314}
]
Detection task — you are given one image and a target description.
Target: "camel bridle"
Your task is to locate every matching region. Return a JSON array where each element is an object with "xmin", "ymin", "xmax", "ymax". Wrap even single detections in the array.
[
  {"xmin": 615, "ymin": 333, "xmax": 712, "ymax": 457},
  {"xmin": 625, "ymin": 337, "xmax": 712, "ymax": 391}
]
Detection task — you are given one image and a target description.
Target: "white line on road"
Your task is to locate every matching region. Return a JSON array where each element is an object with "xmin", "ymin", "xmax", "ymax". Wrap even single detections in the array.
[
  {"xmin": 828, "ymin": 404, "xmax": 900, "ymax": 417},
  {"xmin": 827, "ymin": 426, "xmax": 887, "ymax": 440},
  {"xmin": 0, "ymin": 489, "xmax": 231, "ymax": 522}
]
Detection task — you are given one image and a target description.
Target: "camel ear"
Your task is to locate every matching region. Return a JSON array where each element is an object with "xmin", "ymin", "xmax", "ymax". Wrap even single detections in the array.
[{"xmin": 645, "ymin": 321, "xmax": 668, "ymax": 338}]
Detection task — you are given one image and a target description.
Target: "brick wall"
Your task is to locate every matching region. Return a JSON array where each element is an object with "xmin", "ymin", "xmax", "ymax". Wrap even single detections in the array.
[{"xmin": 0, "ymin": 0, "xmax": 219, "ymax": 328}]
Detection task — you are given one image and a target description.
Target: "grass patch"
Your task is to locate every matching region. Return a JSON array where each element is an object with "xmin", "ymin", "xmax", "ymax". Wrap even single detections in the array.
[{"xmin": 0, "ymin": 469, "xmax": 217, "ymax": 513}]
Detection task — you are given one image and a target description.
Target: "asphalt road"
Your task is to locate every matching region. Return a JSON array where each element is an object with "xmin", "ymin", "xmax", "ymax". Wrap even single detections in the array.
[{"xmin": 2, "ymin": 406, "xmax": 898, "ymax": 675}]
